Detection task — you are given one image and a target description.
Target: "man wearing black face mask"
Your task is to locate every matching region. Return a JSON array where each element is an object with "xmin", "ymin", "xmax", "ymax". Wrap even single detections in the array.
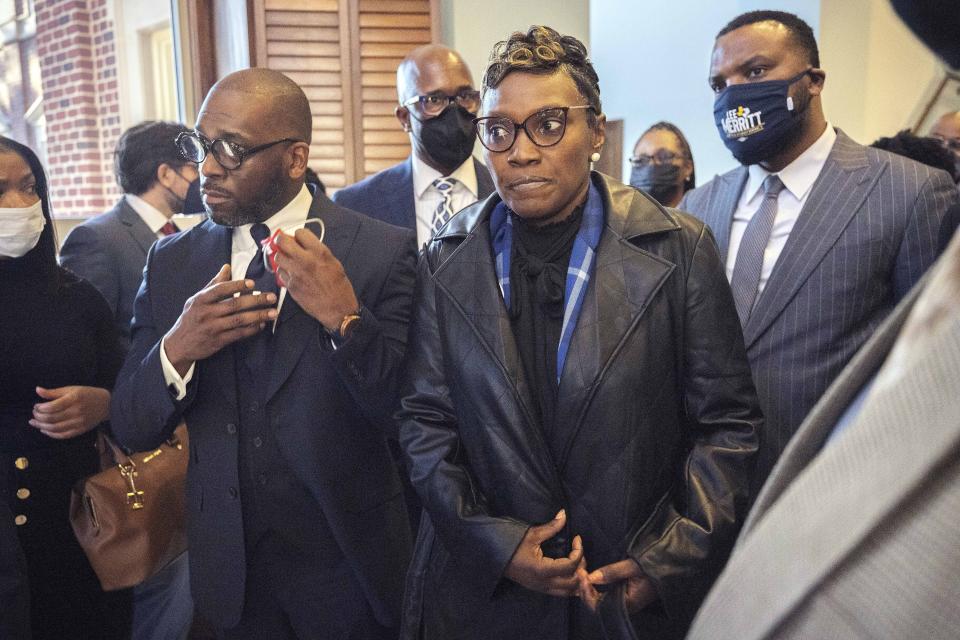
[
  {"xmin": 59, "ymin": 120, "xmax": 199, "ymax": 640},
  {"xmin": 333, "ymin": 44, "xmax": 495, "ymax": 246},
  {"xmin": 679, "ymin": 10, "xmax": 958, "ymax": 493}
]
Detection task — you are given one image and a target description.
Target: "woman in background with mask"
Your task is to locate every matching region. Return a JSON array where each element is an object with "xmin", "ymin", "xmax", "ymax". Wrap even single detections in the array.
[
  {"xmin": 0, "ymin": 136, "xmax": 131, "ymax": 639},
  {"xmin": 628, "ymin": 122, "xmax": 695, "ymax": 207}
]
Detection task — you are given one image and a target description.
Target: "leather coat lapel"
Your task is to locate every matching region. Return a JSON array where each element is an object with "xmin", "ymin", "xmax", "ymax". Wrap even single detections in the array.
[
  {"xmin": 432, "ymin": 209, "xmax": 563, "ymax": 490},
  {"xmin": 743, "ymin": 131, "xmax": 878, "ymax": 348},
  {"xmin": 118, "ymin": 198, "xmax": 159, "ymax": 255},
  {"xmin": 553, "ymin": 179, "xmax": 678, "ymax": 468},
  {"xmin": 265, "ymin": 196, "xmax": 359, "ymax": 403}
]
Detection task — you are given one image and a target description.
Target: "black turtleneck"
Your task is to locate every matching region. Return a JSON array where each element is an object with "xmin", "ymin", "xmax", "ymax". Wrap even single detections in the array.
[{"xmin": 509, "ymin": 205, "xmax": 583, "ymax": 432}]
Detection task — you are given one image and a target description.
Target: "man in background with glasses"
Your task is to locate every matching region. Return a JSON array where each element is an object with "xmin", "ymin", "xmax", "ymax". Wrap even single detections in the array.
[
  {"xmin": 333, "ymin": 44, "xmax": 495, "ymax": 247},
  {"xmin": 110, "ymin": 68, "xmax": 417, "ymax": 640},
  {"xmin": 930, "ymin": 110, "xmax": 960, "ymax": 185}
]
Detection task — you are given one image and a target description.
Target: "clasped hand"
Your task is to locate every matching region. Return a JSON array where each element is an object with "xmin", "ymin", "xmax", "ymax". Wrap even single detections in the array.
[{"xmin": 504, "ymin": 509, "xmax": 657, "ymax": 613}]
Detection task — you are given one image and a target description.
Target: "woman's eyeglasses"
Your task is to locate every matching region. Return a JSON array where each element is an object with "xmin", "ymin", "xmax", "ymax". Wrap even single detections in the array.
[{"xmin": 473, "ymin": 105, "xmax": 594, "ymax": 153}]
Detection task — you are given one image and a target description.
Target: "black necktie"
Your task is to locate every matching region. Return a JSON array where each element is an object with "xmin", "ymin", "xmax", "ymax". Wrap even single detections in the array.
[
  {"xmin": 244, "ymin": 223, "xmax": 278, "ymax": 296},
  {"xmin": 240, "ymin": 223, "xmax": 276, "ymax": 374}
]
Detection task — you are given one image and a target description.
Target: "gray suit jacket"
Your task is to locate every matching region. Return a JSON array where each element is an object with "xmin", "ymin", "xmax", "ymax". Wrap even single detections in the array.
[
  {"xmin": 60, "ymin": 197, "xmax": 160, "ymax": 345},
  {"xmin": 686, "ymin": 250, "xmax": 960, "ymax": 639},
  {"xmin": 680, "ymin": 129, "xmax": 958, "ymax": 486}
]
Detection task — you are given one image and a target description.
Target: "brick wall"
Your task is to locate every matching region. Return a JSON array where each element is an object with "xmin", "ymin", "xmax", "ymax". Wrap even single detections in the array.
[{"xmin": 35, "ymin": 0, "xmax": 120, "ymax": 218}]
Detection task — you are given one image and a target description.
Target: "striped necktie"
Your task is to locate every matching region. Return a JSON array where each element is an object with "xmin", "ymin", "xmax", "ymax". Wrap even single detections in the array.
[
  {"xmin": 730, "ymin": 174, "xmax": 785, "ymax": 326},
  {"xmin": 431, "ymin": 177, "xmax": 457, "ymax": 236}
]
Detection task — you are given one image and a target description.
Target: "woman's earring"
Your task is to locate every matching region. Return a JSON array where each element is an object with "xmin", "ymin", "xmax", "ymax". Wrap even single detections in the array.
[{"xmin": 590, "ymin": 152, "xmax": 601, "ymax": 163}]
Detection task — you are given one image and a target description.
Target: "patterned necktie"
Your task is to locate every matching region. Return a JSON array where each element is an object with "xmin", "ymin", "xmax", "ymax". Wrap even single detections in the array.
[
  {"xmin": 431, "ymin": 177, "xmax": 457, "ymax": 236},
  {"xmin": 730, "ymin": 174, "xmax": 786, "ymax": 326},
  {"xmin": 160, "ymin": 220, "xmax": 180, "ymax": 236}
]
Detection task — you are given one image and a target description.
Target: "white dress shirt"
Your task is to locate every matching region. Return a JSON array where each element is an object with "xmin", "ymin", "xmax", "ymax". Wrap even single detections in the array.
[
  {"xmin": 160, "ymin": 185, "xmax": 314, "ymax": 398},
  {"xmin": 725, "ymin": 124, "xmax": 838, "ymax": 296},
  {"xmin": 411, "ymin": 154, "xmax": 480, "ymax": 246},
  {"xmin": 125, "ymin": 194, "xmax": 172, "ymax": 239}
]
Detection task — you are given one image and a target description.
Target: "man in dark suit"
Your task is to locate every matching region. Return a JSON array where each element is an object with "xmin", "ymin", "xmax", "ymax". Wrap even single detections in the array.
[
  {"xmin": 60, "ymin": 121, "xmax": 199, "ymax": 347},
  {"xmin": 110, "ymin": 68, "xmax": 416, "ymax": 639},
  {"xmin": 60, "ymin": 120, "xmax": 198, "ymax": 640},
  {"xmin": 333, "ymin": 44, "xmax": 494, "ymax": 246},
  {"xmin": 680, "ymin": 10, "xmax": 958, "ymax": 489}
]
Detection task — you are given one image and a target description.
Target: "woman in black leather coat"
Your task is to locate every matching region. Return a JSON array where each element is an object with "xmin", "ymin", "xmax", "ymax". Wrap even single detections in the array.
[{"xmin": 397, "ymin": 26, "xmax": 762, "ymax": 640}]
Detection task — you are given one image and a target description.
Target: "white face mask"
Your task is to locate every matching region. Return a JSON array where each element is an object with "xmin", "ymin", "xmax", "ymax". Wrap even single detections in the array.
[{"xmin": 0, "ymin": 200, "xmax": 45, "ymax": 258}]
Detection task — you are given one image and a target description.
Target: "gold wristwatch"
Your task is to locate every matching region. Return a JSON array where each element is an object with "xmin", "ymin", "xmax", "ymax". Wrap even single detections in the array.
[{"xmin": 333, "ymin": 310, "xmax": 362, "ymax": 342}]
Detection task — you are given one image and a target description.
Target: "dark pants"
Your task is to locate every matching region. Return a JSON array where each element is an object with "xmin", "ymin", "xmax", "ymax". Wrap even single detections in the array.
[{"xmin": 220, "ymin": 552, "xmax": 395, "ymax": 640}]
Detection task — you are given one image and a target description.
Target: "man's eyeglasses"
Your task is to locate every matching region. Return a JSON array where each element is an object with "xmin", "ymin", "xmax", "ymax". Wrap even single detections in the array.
[
  {"xmin": 176, "ymin": 131, "xmax": 301, "ymax": 170},
  {"xmin": 629, "ymin": 149, "xmax": 683, "ymax": 167},
  {"xmin": 401, "ymin": 89, "xmax": 481, "ymax": 118},
  {"xmin": 933, "ymin": 136, "xmax": 960, "ymax": 153},
  {"xmin": 473, "ymin": 105, "xmax": 594, "ymax": 153}
]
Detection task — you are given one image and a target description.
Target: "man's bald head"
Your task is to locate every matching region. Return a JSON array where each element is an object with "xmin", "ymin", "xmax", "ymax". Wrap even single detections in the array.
[
  {"xmin": 931, "ymin": 111, "xmax": 960, "ymax": 143},
  {"xmin": 396, "ymin": 44, "xmax": 473, "ymax": 104},
  {"xmin": 208, "ymin": 68, "xmax": 313, "ymax": 144}
]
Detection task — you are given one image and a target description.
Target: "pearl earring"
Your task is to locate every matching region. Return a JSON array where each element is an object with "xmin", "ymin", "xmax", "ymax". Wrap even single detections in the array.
[{"xmin": 590, "ymin": 152, "xmax": 601, "ymax": 163}]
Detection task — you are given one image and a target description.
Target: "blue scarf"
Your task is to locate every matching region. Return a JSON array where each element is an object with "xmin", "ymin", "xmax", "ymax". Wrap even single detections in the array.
[{"xmin": 490, "ymin": 180, "xmax": 604, "ymax": 383}]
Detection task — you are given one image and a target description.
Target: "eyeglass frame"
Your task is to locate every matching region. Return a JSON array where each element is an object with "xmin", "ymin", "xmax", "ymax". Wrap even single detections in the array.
[
  {"xmin": 400, "ymin": 89, "xmax": 481, "ymax": 118},
  {"xmin": 472, "ymin": 105, "xmax": 595, "ymax": 153},
  {"xmin": 932, "ymin": 135, "xmax": 960, "ymax": 153},
  {"xmin": 175, "ymin": 131, "xmax": 303, "ymax": 170},
  {"xmin": 629, "ymin": 149, "xmax": 685, "ymax": 167}
]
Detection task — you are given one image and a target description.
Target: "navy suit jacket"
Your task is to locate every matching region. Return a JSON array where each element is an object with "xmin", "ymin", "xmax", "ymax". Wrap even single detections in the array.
[
  {"xmin": 60, "ymin": 197, "xmax": 160, "ymax": 346},
  {"xmin": 110, "ymin": 192, "xmax": 417, "ymax": 629},
  {"xmin": 680, "ymin": 129, "xmax": 959, "ymax": 488},
  {"xmin": 332, "ymin": 156, "xmax": 495, "ymax": 231}
]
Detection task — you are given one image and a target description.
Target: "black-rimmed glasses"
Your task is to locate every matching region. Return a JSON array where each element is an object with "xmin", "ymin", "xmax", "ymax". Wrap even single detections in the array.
[
  {"xmin": 629, "ymin": 149, "xmax": 682, "ymax": 167},
  {"xmin": 474, "ymin": 105, "xmax": 594, "ymax": 153},
  {"xmin": 401, "ymin": 89, "xmax": 481, "ymax": 118},
  {"xmin": 176, "ymin": 131, "xmax": 301, "ymax": 170}
]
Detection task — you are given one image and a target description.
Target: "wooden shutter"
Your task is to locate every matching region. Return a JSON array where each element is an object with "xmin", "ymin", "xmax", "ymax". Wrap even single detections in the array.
[
  {"xmin": 351, "ymin": 0, "xmax": 434, "ymax": 176},
  {"xmin": 251, "ymin": 0, "xmax": 438, "ymax": 190}
]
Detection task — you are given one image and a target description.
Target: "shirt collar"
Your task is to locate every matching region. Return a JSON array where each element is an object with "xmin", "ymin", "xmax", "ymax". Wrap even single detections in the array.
[
  {"xmin": 744, "ymin": 123, "xmax": 838, "ymax": 202},
  {"xmin": 124, "ymin": 194, "xmax": 171, "ymax": 234},
  {"xmin": 233, "ymin": 184, "xmax": 313, "ymax": 251},
  {"xmin": 411, "ymin": 153, "xmax": 479, "ymax": 199}
]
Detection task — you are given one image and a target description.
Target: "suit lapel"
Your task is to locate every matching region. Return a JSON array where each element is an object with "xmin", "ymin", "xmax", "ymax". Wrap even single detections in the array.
[
  {"xmin": 117, "ymin": 198, "xmax": 159, "ymax": 255},
  {"xmin": 265, "ymin": 196, "xmax": 359, "ymax": 403},
  {"xmin": 707, "ymin": 166, "xmax": 747, "ymax": 262},
  {"xmin": 398, "ymin": 157, "xmax": 417, "ymax": 230},
  {"xmin": 716, "ymin": 269, "xmax": 960, "ymax": 640},
  {"xmin": 177, "ymin": 219, "xmax": 236, "ymax": 404},
  {"xmin": 742, "ymin": 131, "xmax": 879, "ymax": 348},
  {"xmin": 553, "ymin": 180, "xmax": 678, "ymax": 468}
]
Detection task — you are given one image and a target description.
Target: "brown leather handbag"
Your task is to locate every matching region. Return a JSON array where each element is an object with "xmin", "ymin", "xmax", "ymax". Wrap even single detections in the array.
[{"xmin": 69, "ymin": 423, "xmax": 189, "ymax": 591}]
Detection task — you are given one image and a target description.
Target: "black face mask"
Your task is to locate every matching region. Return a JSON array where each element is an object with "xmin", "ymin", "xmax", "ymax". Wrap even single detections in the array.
[
  {"xmin": 182, "ymin": 178, "xmax": 205, "ymax": 215},
  {"xmin": 629, "ymin": 163, "xmax": 682, "ymax": 204},
  {"xmin": 414, "ymin": 105, "xmax": 476, "ymax": 171}
]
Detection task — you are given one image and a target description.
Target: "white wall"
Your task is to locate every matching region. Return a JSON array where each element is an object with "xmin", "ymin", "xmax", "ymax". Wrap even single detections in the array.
[
  {"xmin": 112, "ymin": 0, "xmax": 174, "ymax": 128},
  {"xmin": 439, "ymin": 0, "xmax": 590, "ymax": 92},
  {"xmin": 819, "ymin": 0, "xmax": 943, "ymax": 145},
  {"xmin": 590, "ymin": 0, "xmax": 820, "ymax": 185}
]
